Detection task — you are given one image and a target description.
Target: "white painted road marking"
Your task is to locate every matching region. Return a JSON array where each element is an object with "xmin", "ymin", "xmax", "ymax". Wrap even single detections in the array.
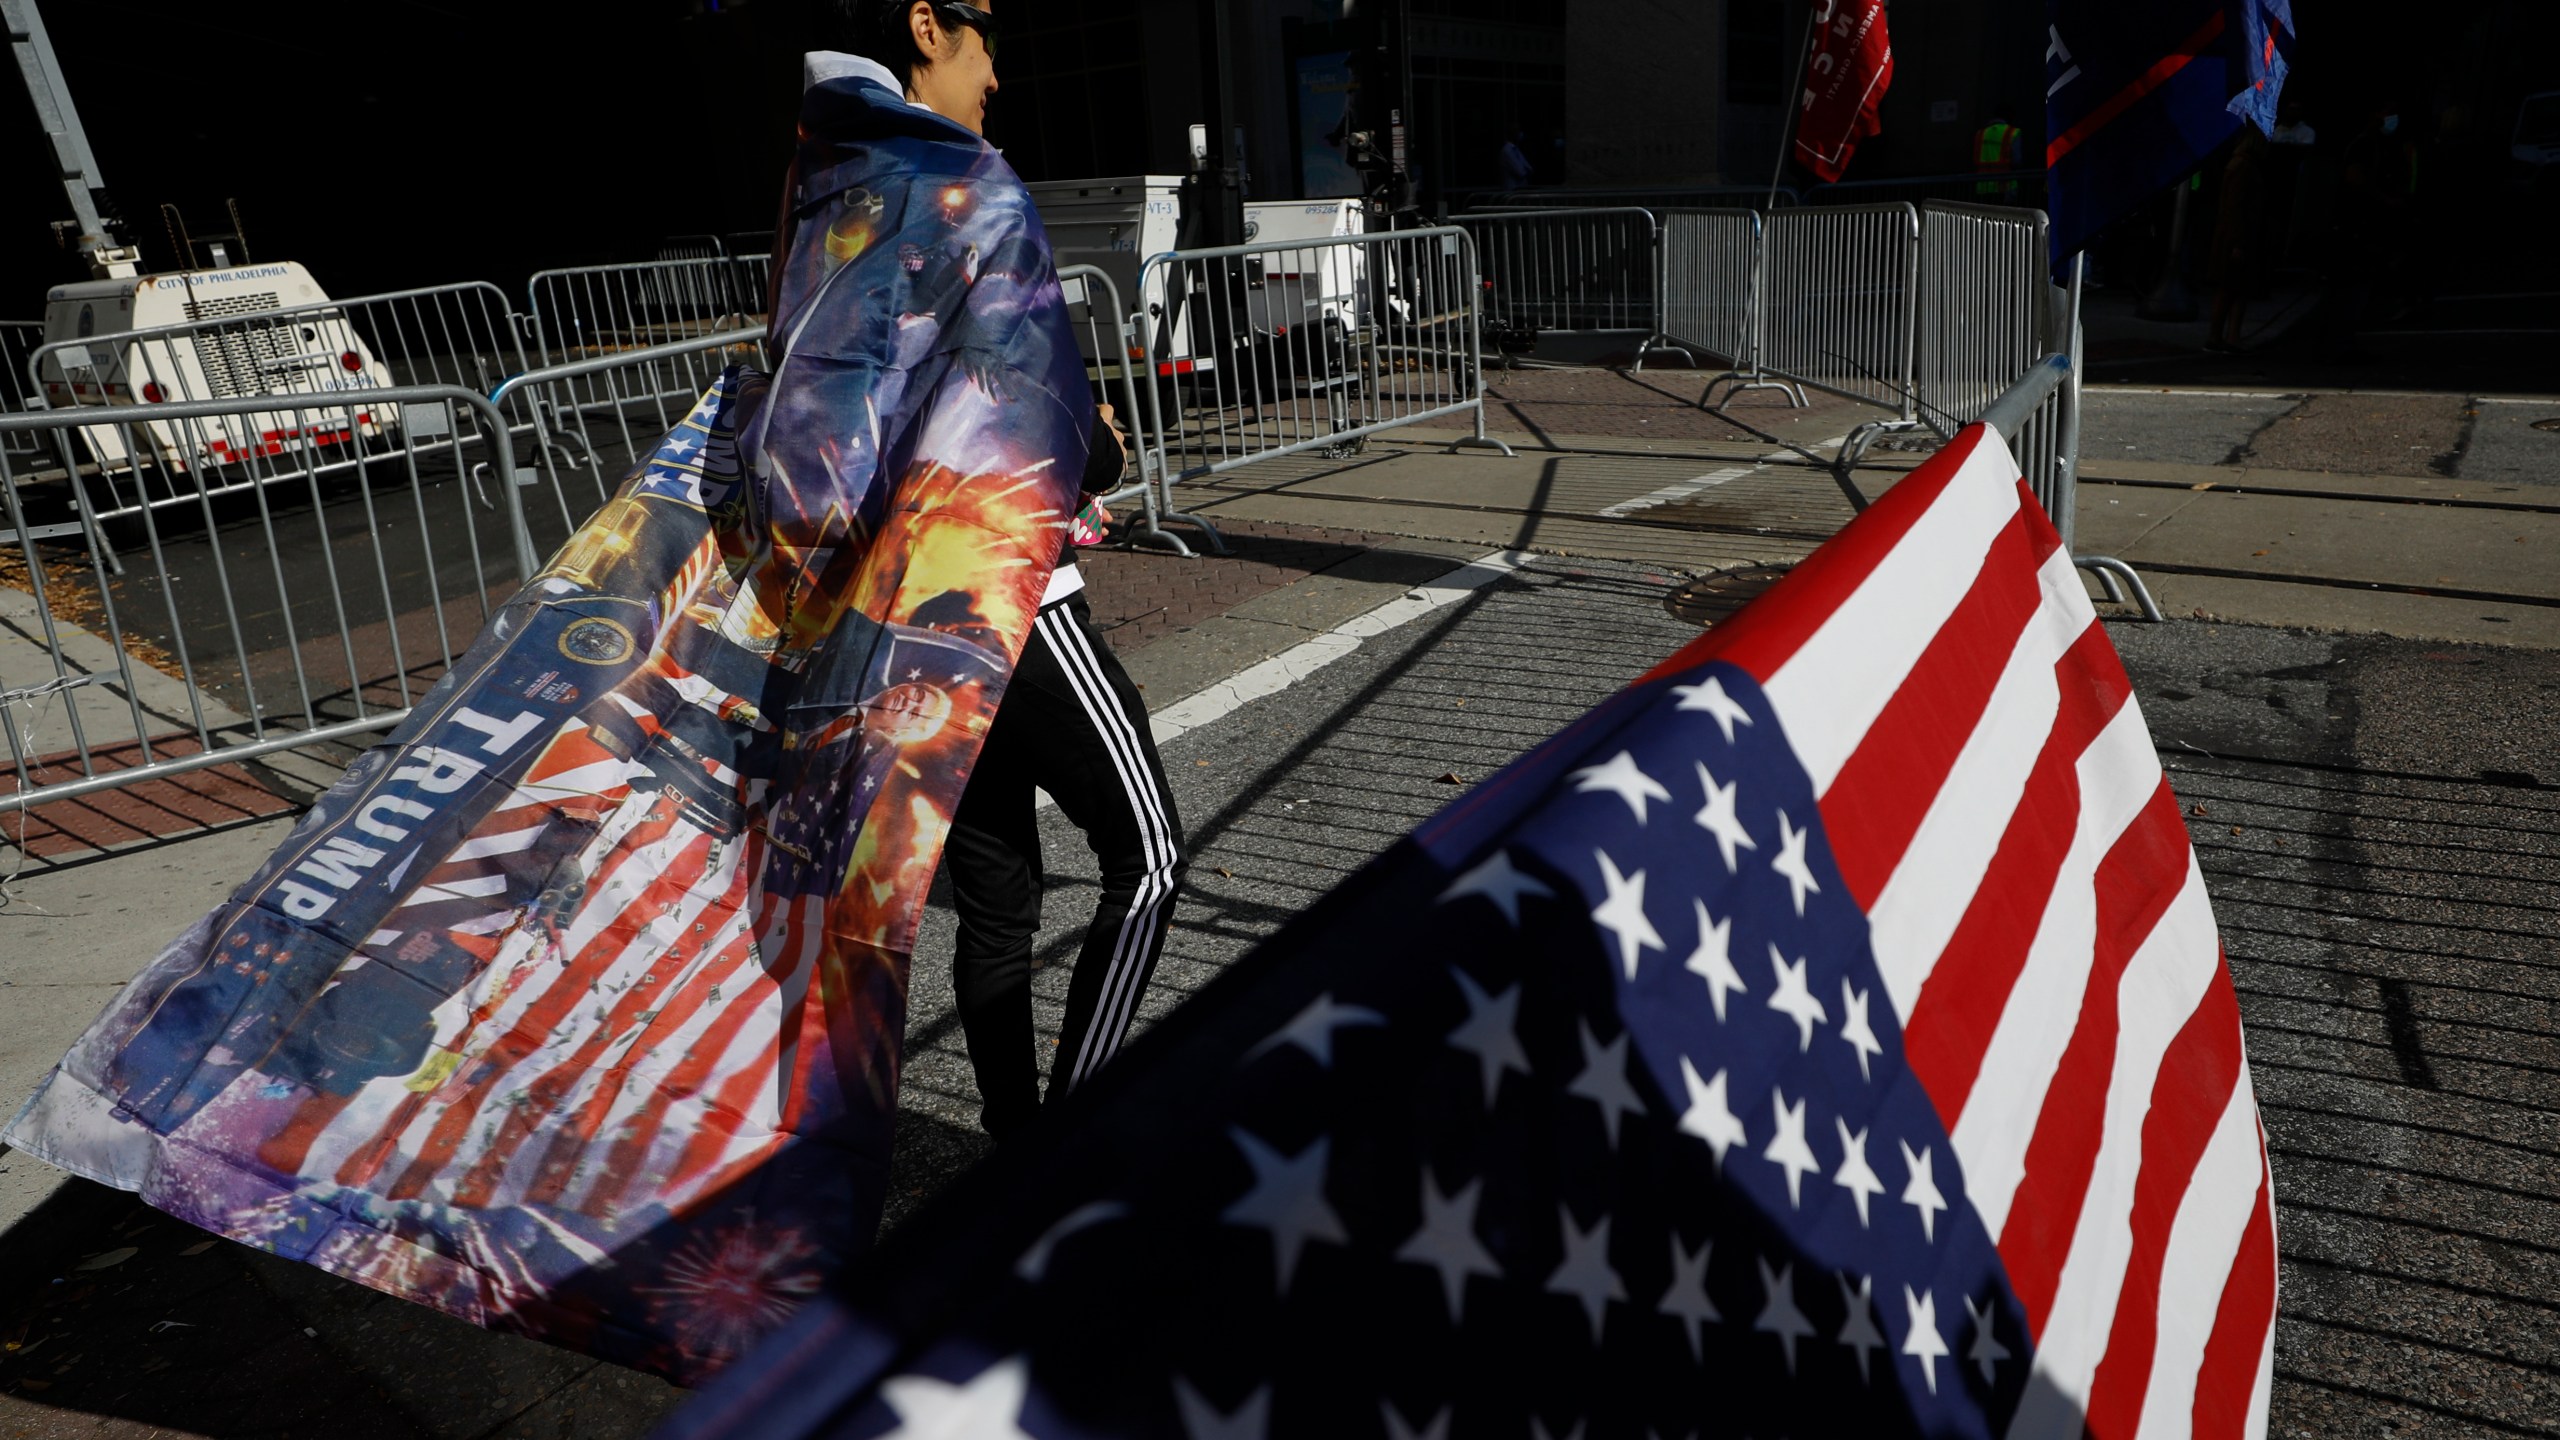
[
  {"xmin": 1596, "ymin": 434, "xmax": 1852, "ymax": 519},
  {"xmin": 1147, "ymin": 550, "xmax": 1533, "ymax": 746}
]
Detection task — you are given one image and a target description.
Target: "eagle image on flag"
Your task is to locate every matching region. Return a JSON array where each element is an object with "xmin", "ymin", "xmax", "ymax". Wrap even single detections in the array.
[
  {"xmin": 664, "ymin": 421, "xmax": 2276, "ymax": 1437},
  {"xmin": 4, "ymin": 67, "xmax": 1090, "ymax": 1381}
]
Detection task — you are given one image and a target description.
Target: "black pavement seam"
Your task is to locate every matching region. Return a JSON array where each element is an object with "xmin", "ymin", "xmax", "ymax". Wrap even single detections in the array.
[
  {"xmin": 2135, "ymin": 560, "xmax": 2560, "ymax": 610},
  {"xmin": 2082, "ymin": 472, "xmax": 2560, "ymax": 516}
]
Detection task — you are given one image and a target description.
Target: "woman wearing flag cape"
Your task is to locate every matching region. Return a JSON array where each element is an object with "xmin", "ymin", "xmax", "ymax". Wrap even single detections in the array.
[{"xmin": 6, "ymin": 0, "xmax": 1100, "ymax": 1383}]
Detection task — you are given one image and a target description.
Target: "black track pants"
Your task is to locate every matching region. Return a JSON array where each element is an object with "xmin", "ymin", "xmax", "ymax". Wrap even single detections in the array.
[{"xmin": 945, "ymin": 589, "xmax": 1186, "ymax": 1136}]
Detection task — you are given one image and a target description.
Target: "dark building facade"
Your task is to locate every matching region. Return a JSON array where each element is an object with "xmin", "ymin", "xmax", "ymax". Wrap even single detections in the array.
[{"xmin": 986, "ymin": 0, "xmax": 2050, "ymax": 204}]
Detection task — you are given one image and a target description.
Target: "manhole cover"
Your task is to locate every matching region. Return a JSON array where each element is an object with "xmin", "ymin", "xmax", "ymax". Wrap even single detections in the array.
[
  {"xmin": 1665, "ymin": 564, "xmax": 1792, "ymax": 628},
  {"xmin": 2532, "ymin": 418, "xmax": 2560, "ymax": 433}
]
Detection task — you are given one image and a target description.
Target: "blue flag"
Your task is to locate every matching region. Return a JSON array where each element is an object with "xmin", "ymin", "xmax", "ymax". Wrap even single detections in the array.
[
  {"xmin": 2045, "ymin": 0, "xmax": 2296, "ymax": 261},
  {"xmin": 657, "ymin": 428, "xmax": 2278, "ymax": 1437}
]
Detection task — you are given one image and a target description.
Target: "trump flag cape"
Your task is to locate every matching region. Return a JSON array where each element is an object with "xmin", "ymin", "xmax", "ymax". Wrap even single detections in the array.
[
  {"xmin": 662, "ymin": 422, "xmax": 2276, "ymax": 1438},
  {"xmin": 4, "ymin": 61, "xmax": 1090, "ymax": 1382}
]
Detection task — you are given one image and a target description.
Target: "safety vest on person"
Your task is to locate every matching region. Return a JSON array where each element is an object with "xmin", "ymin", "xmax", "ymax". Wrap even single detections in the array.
[{"xmin": 1974, "ymin": 122, "xmax": 2019, "ymax": 199}]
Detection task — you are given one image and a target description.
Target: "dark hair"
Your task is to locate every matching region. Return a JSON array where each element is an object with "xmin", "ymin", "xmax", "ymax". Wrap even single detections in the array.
[{"xmin": 834, "ymin": 0, "xmax": 939, "ymax": 86}]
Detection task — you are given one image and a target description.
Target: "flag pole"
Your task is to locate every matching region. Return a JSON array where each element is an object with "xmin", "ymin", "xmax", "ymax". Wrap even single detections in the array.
[{"xmin": 1767, "ymin": 0, "xmax": 1820, "ymax": 210}]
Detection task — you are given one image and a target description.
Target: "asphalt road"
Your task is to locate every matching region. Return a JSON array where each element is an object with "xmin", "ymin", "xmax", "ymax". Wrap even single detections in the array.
[
  {"xmin": 2082, "ymin": 388, "xmax": 2560, "ymax": 485},
  {"xmin": 4, "ymin": 475, "xmax": 2556, "ymax": 1436}
]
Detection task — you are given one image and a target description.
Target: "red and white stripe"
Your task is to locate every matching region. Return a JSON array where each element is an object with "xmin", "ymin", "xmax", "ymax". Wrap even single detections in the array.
[{"xmin": 1674, "ymin": 425, "xmax": 2276, "ymax": 1438}]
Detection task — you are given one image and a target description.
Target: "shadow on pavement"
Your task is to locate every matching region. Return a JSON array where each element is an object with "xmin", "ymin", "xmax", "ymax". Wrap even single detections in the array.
[{"xmin": 0, "ymin": 1162, "xmax": 686, "ymax": 1440}]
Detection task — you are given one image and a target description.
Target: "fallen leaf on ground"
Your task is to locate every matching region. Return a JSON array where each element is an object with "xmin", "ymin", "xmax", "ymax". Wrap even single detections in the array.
[
  {"xmin": 2189, "ymin": 482, "xmax": 2216, "ymax": 491},
  {"xmin": 177, "ymin": 1241, "xmax": 214, "ymax": 1257},
  {"xmin": 71, "ymin": 1248, "xmax": 136, "ymax": 1272},
  {"xmin": 1437, "ymin": 772, "xmax": 1465, "ymax": 785},
  {"xmin": 1214, "ymin": 866, "xmax": 1234, "ymax": 878}
]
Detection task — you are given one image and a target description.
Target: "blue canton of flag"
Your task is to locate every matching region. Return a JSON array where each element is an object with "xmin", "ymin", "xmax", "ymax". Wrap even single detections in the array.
[{"xmin": 663, "ymin": 654, "xmax": 2038, "ymax": 1438}]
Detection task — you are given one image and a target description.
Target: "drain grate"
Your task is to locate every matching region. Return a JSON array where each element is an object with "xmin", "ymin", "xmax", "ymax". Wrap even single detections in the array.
[{"xmin": 1664, "ymin": 564, "xmax": 1792, "ymax": 628}]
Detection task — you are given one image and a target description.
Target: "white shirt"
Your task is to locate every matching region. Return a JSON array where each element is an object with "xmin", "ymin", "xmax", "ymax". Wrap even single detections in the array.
[{"xmin": 802, "ymin": 50, "xmax": 903, "ymax": 96}]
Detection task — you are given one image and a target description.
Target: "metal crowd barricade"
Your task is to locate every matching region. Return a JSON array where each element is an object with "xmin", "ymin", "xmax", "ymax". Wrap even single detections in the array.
[
  {"xmin": 1914, "ymin": 202, "xmax": 2050, "ymax": 435},
  {"xmin": 1, "ymin": 321, "xmax": 44, "ymax": 462},
  {"xmin": 488, "ymin": 328, "xmax": 768, "ymax": 554},
  {"xmin": 21, "ymin": 282, "xmax": 529, "ymax": 533},
  {"xmin": 0, "ymin": 385, "xmax": 536, "ymax": 818},
  {"xmin": 1751, "ymin": 202, "xmax": 1921, "ymax": 418},
  {"xmin": 525, "ymin": 255, "xmax": 771, "ymax": 377},
  {"xmin": 1055, "ymin": 264, "xmax": 1220, "ymax": 557},
  {"xmin": 1453, "ymin": 207, "xmax": 1687, "ymax": 367},
  {"xmin": 1659, "ymin": 209, "xmax": 1805, "ymax": 410},
  {"xmin": 1127, "ymin": 226, "xmax": 1512, "ymax": 497},
  {"xmin": 520, "ymin": 256, "xmax": 772, "ymax": 495}
]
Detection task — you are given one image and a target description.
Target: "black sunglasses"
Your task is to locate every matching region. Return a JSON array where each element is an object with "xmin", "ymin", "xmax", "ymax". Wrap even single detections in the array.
[{"xmin": 933, "ymin": 1, "xmax": 997, "ymax": 58}]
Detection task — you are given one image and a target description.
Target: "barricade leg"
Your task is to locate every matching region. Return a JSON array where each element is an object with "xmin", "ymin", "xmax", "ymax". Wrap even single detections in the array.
[
  {"xmin": 1824, "ymin": 417, "xmax": 1925, "ymax": 510},
  {"xmin": 1632, "ymin": 335, "xmax": 1698, "ymax": 372},
  {"xmin": 2077, "ymin": 556, "xmax": 2166, "ymax": 621},
  {"xmin": 1700, "ymin": 370, "xmax": 1808, "ymax": 411}
]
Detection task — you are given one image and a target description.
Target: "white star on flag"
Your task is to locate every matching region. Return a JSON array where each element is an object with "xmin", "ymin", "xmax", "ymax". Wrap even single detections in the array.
[
  {"xmin": 1381, "ymin": 1405, "xmax": 1451, "ymax": 1440},
  {"xmin": 1545, "ymin": 1208, "xmax": 1627, "ymax": 1345},
  {"xmin": 1691, "ymin": 762, "xmax": 1757, "ymax": 872},
  {"xmin": 1571, "ymin": 750, "xmax": 1672, "ymax": 824},
  {"xmin": 1394, "ymin": 1171, "xmax": 1503, "ymax": 1323},
  {"xmin": 1220, "ymin": 1129, "xmax": 1346, "ymax": 1296},
  {"xmin": 1762, "ymin": 1087, "xmax": 1822, "ymax": 1207},
  {"xmin": 1903, "ymin": 1286, "xmax": 1951, "ymax": 1395},
  {"xmin": 1245, "ymin": 992, "xmax": 1384, "ymax": 1068},
  {"xmin": 1174, "ymin": 1379, "xmax": 1269, "ymax": 1440},
  {"xmin": 1438, "ymin": 849, "xmax": 1552, "ymax": 926},
  {"xmin": 1833, "ymin": 1117, "xmax": 1886, "ymax": 1228},
  {"xmin": 878, "ymin": 1355, "xmax": 1037, "ymax": 1440},
  {"xmin": 1684, "ymin": 899, "xmax": 1748, "ymax": 1022},
  {"xmin": 1836, "ymin": 1272, "xmax": 1887, "ymax": 1382},
  {"xmin": 1765, "ymin": 945, "xmax": 1829, "ymax": 1050},
  {"xmin": 1677, "ymin": 1057, "xmax": 1748, "ymax": 1168},
  {"xmin": 1965, "ymin": 1295, "xmax": 2013, "ymax": 1383},
  {"xmin": 1444, "ymin": 969, "xmax": 1531, "ymax": 1107},
  {"xmin": 1900, "ymin": 1139, "xmax": 1949, "ymax": 1243},
  {"xmin": 1671, "ymin": 674, "xmax": 1754, "ymax": 741},
  {"xmin": 1754, "ymin": 1256, "xmax": 1816, "ymax": 1375},
  {"xmin": 663, "ymin": 433, "xmax": 700, "ymax": 457},
  {"xmin": 1770, "ymin": 809, "xmax": 1822, "ymax": 915},
  {"xmin": 1590, "ymin": 850, "xmax": 1665, "ymax": 979},
  {"xmin": 1838, "ymin": 979, "xmax": 1883, "ymax": 1081},
  {"xmin": 1565, "ymin": 1021, "xmax": 1646, "ymax": 1149},
  {"xmin": 1659, "ymin": 1234, "xmax": 1720, "ymax": 1361}
]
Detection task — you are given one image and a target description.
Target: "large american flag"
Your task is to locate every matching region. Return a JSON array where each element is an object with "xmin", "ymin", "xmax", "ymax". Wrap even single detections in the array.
[{"xmin": 661, "ymin": 423, "xmax": 2276, "ymax": 1438}]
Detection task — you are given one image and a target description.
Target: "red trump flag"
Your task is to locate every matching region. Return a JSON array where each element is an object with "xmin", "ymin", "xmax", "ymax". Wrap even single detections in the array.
[{"xmin": 1794, "ymin": 0, "xmax": 1895, "ymax": 183}]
